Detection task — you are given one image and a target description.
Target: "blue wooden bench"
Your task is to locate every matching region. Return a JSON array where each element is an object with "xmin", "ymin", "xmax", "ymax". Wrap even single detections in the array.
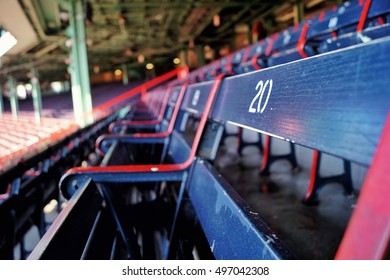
[
  {"xmin": 30, "ymin": 37, "xmax": 390, "ymax": 259},
  {"xmin": 108, "ymin": 87, "xmax": 173, "ymax": 134},
  {"xmin": 184, "ymin": 0, "xmax": 390, "ymax": 204},
  {"xmin": 101, "ymin": 86, "xmax": 185, "ymax": 156},
  {"xmin": 29, "ymin": 74, "xmax": 293, "ymax": 259}
]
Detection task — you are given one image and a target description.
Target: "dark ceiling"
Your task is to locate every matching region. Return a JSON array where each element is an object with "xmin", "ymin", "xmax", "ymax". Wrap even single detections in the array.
[{"xmin": 0, "ymin": 0, "xmax": 339, "ymax": 83}]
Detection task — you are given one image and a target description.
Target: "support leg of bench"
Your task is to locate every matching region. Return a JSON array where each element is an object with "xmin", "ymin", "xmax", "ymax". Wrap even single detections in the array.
[
  {"xmin": 303, "ymin": 150, "xmax": 354, "ymax": 205},
  {"xmin": 100, "ymin": 186, "xmax": 142, "ymax": 259},
  {"xmin": 260, "ymin": 136, "xmax": 299, "ymax": 176},
  {"xmin": 167, "ymin": 197, "xmax": 199, "ymax": 260},
  {"xmin": 237, "ymin": 128, "xmax": 264, "ymax": 155}
]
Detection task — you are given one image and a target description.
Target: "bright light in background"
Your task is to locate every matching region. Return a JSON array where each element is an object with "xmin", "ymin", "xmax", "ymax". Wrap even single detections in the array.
[
  {"xmin": 65, "ymin": 39, "xmax": 72, "ymax": 48},
  {"xmin": 173, "ymin": 57, "xmax": 181, "ymax": 65},
  {"xmin": 16, "ymin": 84, "xmax": 27, "ymax": 99},
  {"xmin": 43, "ymin": 199, "xmax": 58, "ymax": 214},
  {"xmin": 114, "ymin": 69, "xmax": 122, "ymax": 76},
  {"xmin": 25, "ymin": 83, "xmax": 32, "ymax": 92},
  {"xmin": 146, "ymin": 63, "xmax": 154, "ymax": 70},
  {"xmin": 213, "ymin": 14, "xmax": 220, "ymax": 27},
  {"xmin": 137, "ymin": 54, "xmax": 145, "ymax": 64},
  {"xmin": 93, "ymin": 65, "xmax": 100, "ymax": 73},
  {"xmin": 51, "ymin": 81, "xmax": 63, "ymax": 93},
  {"xmin": 0, "ymin": 31, "xmax": 17, "ymax": 57}
]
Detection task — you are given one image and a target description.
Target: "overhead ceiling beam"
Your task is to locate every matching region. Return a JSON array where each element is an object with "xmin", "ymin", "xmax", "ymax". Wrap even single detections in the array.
[
  {"xmin": 306, "ymin": 0, "xmax": 325, "ymax": 9},
  {"xmin": 252, "ymin": 3, "xmax": 282, "ymax": 22},
  {"xmin": 33, "ymin": 42, "xmax": 64, "ymax": 58},
  {"xmin": 216, "ymin": 6, "xmax": 252, "ymax": 33},
  {"xmin": 181, "ymin": 7, "xmax": 223, "ymax": 40},
  {"xmin": 0, "ymin": 57, "xmax": 62, "ymax": 75},
  {"xmin": 0, "ymin": 0, "xmax": 39, "ymax": 55},
  {"xmin": 94, "ymin": 0, "xmax": 284, "ymax": 8},
  {"xmin": 22, "ymin": 0, "xmax": 63, "ymax": 42}
]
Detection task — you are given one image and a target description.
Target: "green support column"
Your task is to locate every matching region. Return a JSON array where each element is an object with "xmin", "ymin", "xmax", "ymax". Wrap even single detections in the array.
[
  {"xmin": 68, "ymin": 0, "xmax": 93, "ymax": 126},
  {"xmin": 75, "ymin": 0, "xmax": 93, "ymax": 122},
  {"xmin": 68, "ymin": 49, "xmax": 84, "ymax": 125},
  {"xmin": 0, "ymin": 85, "xmax": 4, "ymax": 117},
  {"xmin": 196, "ymin": 46, "xmax": 205, "ymax": 67},
  {"xmin": 64, "ymin": 80, "xmax": 70, "ymax": 92},
  {"xmin": 265, "ymin": 19, "xmax": 273, "ymax": 36},
  {"xmin": 122, "ymin": 63, "xmax": 129, "ymax": 85},
  {"xmin": 8, "ymin": 76, "xmax": 18, "ymax": 119},
  {"xmin": 294, "ymin": 0, "xmax": 304, "ymax": 24},
  {"xmin": 31, "ymin": 68, "xmax": 43, "ymax": 123}
]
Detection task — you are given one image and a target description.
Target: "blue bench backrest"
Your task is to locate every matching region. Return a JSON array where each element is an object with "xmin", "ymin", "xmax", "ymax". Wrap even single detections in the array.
[
  {"xmin": 181, "ymin": 81, "xmax": 214, "ymax": 115},
  {"xmin": 211, "ymin": 38, "xmax": 390, "ymax": 166},
  {"xmin": 318, "ymin": 23, "xmax": 390, "ymax": 53},
  {"xmin": 228, "ymin": 47, "xmax": 247, "ymax": 74},
  {"xmin": 164, "ymin": 86, "xmax": 183, "ymax": 120},
  {"xmin": 174, "ymin": 81, "xmax": 214, "ymax": 132},
  {"xmin": 308, "ymin": 0, "xmax": 390, "ymax": 38},
  {"xmin": 272, "ymin": 21, "xmax": 309, "ymax": 52}
]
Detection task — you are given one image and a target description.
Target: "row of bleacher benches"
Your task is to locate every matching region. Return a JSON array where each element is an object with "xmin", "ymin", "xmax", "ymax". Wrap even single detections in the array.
[
  {"xmin": 188, "ymin": 0, "xmax": 390, "ymax": 205},
  {"xmin": 31, "ymin": 38, "xmax": 390, "ymax": 260},
  {"xmin": 0, "ymin": 70, "xmax": 177, "ymax": 259},
  {"xmin": 0, "ymin": 109, "xmax": 129, "ymax": 259},
  {"xmin": 1, "ymin": 0, "xmax": 389, "ymax": 259}
]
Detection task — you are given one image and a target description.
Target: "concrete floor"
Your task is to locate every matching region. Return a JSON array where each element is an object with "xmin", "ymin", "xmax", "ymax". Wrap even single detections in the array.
[{"xmin": 214, "ymin": 126, "xmax": 366, "ymax": 259}]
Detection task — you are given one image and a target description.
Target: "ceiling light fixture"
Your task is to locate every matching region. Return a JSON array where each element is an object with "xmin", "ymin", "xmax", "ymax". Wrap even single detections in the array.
[
  {"xmin": 0, "ymin": 30, "xmax": 17, "ymax": 57},
  {"xmin": 213, "ymin": 14, "xmax": 220, "ymax": 27},
  {"xmin": 138, "ymin": 54, "xmax": 145, "ymax": 64},
  {"xmin": 173, "ymin": 58, "xmax": 181, "ymax": 65}
]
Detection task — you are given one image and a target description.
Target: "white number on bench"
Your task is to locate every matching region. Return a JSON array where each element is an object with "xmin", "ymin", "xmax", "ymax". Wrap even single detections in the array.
[{"xmin": 248, "ymin": 79, "xmax": 273, "ymax": 113}]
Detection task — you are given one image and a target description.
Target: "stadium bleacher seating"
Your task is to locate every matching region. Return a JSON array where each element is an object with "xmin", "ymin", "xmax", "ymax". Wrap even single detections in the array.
[
  {"xmin": 32, "ymin": 35, "xmax": 390, "ymax": 259},
  {"xmin": 1, "ymin": 0, "xmax": 389, "ymax": 260}
]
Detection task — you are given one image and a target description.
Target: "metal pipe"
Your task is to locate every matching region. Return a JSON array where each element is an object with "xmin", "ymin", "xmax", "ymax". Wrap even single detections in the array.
[
  {"xmin": 68, "ymin": 0, "xmax": 93, "ymax": 127},
  {"xmin": 75, "ymin": 0, "xmax": 93, "ymax": 124},
  {"xmin": 294, "ymin": 0, "xmax": 304, "ymax": 24},
  {"xmin": 0, "ymin": 84, "xmax": 4, "ymax": 116},
  {"xmin": 8, "ymin": 75, "xmax": 18, "ymax": 119},
  {"xmin": 31, "ymin": 67, "xmax": 42, "ymax": 123},
  {"xmin": 122, "ymin": 63, "xmax": 129, "ymax": 85}
]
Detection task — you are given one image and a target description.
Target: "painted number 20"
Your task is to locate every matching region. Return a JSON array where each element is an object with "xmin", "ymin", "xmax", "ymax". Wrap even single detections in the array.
[{"xmin": 248, "ymin": 79, "xmax": 273, "ymax": 113}]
